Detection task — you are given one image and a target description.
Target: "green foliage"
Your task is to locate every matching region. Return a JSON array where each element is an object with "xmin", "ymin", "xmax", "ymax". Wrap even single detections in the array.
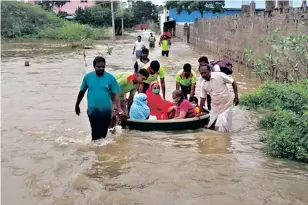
[
  {"xmin": 35, "ymin": 0, "xmax": 69, "ymax": 11},
  {"xmin": 244, "ymin": 30, "xmax": 308, "ymax": 82},
  {"xmin": 165, "ymin": 1, "xmax": 225, "ymax": 17},
  {"xmin": 1, "ymin": 2, "xmax": 107, "ymax": 41},
  {"xmin": 241, "ymin": 80, "xmax": 308, "ymax": 163}
]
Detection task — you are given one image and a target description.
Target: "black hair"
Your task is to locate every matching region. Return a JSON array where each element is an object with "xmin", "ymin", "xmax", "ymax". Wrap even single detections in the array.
[
  {"xmin": 138, "ymin": 68, "xmax": 149, "ymax": 78},
  {"xmin": 142, "ymin": 47, "xmax": 149, "ymax": 54},
  {"xmin": 198, "ymin": 56, "xmax": 209, "ymax": 64},
  {"xmin": 189, "ymin": 96, "xmax": 198, "ymax": 104},
  {"xmin": 93, "ymin": 56, "xmax": 105, "ymax": 66},
  {"xmin": 199, "ymin": 64, "xmax": 212, "ymax": 71},
  {"xmin": 183, "ymin": 63, "xmax": 192, "ymax": 72},
  {"xmin": 150, "ymin": 60, "xmax": 160, "ymax": 72},
  {"xmin": 137, "ymin": 35, "xmax": 141, "ymax": 38}
]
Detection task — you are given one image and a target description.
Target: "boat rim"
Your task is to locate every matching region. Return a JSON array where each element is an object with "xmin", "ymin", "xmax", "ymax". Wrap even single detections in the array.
[{"xmin": 127, "ymin": 113, "xmax": 210, "ymax": 124}]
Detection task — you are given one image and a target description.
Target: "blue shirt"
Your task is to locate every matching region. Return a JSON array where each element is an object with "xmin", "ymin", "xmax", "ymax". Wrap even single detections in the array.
[{"xmin": 80, "ymin": 71, "xmax": 120, "ymax": 116}]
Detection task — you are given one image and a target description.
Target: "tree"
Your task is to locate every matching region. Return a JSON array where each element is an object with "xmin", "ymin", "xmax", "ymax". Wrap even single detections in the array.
[
  {"xmin": 165, "ymin": 1, "xmax": 225, "ymax": 17},
  {"xmin": 35, "ymin": 0, "xmax": 69, "ymax": 11},
  {"xmin": 131, "ymin": 1, "xmax": 157, "ymax": 23}
]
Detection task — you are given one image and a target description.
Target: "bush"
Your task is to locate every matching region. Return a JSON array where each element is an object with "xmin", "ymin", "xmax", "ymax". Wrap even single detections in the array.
[
  {"xmin": 1, "ymin": 2, "xmax": 108, "ymax": 40},
  {"xmin": 241, "ymin": 80, "xmax": 308, "ymax": 163}
]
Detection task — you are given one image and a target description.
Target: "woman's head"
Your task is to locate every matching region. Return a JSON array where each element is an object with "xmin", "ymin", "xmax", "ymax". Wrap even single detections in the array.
[
  {"xmin": 172, "ymin": 90, "xmax": 183, "ymax": 104},
  {"xmin": 151, "ymin": 81, "xmax": 160, "ymax": 95},
  {"xmin": 134, "ymin": 92, "xmax": 148, "ymax": 104}
]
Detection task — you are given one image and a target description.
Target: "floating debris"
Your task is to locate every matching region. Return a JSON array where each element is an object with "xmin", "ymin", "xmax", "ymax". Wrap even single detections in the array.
[
  {"xmin": 107, "ymin": 47, "xmax": 113, "ymax": 55},
  {"xmin": 24, "ymin": 61, "xmax": 30, "ymax": 66}
]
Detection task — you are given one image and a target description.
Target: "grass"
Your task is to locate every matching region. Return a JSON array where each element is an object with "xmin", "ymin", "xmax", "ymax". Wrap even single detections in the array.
[{"xmin": 240, "ymin": 79, "xmax": 308, "ymax": 163}]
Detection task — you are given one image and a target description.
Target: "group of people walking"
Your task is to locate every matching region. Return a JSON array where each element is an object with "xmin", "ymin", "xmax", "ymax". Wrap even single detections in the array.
[{"xmin": 75, "ymin": 34, "xmax": 239, "ymax": 141}]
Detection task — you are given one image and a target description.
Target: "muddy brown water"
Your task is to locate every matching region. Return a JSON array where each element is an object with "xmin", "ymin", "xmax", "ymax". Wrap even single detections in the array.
[{"xmin": 1, "ymin": 31, "xmax": 308, "ymax": 205}]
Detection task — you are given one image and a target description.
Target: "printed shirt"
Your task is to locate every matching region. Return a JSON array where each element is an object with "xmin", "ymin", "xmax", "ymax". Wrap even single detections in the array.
[
  {"xmin": 135, "ymin": 41, "xmax": 145, "ymax": 51},
  {"xmin": 80, "ymin": 71, "xmax": 120, "ymax": 115},
  {"xmin": 175, "ymin": 99, "xmax": 197, "ymax": 118},
  {"xmin": 200, "ymin": 72, "xmax": 234, "ymax": 114},
  {"xmin": 115, "ymin": 73, "xmax": 137, "ymax": 100},
  {"xmin": 161, "ymin": 40, "xmax": 169, "ymax": 51},
  {"xmin": 175, "ymin": 69, "xmax": 197, "ymax": 86},
  {"xmin": 144, "ymin": 66, "xmax": 165, "ymax": 84}
]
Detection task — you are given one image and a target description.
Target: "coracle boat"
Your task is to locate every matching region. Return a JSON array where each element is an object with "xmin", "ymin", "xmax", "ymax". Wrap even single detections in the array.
[{"xmin": 125, "ymin": 114, "xmax": 210, "ymax": 131}]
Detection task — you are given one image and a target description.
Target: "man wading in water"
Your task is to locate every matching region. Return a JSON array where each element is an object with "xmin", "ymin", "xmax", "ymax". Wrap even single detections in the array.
[
  {"xmin": 199, "ymin": 64, "xmax": 239, "ymax": 132},
  {"xmin": 133, "ymin": 48, "xmax": 150, "ymax": 73},
  {"xmin": 75, "ymin": 56, "xmax": 123, "ymax": 140},
  {"xmin": 133, "ymin": 35, "xmax": 145, "ymax": 58}
]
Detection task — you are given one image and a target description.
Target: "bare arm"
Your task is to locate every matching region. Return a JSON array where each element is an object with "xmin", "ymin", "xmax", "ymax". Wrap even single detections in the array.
[
  {"xmin": 75, "ymin": 91, "xmax": 86, "ymax": 115},
  {"xmin": 160, "ymin": 78, "xmax": 166, "ymax": 99},
  {"xmin": 200, "ymin": 97, "xmax": 206, "ymax": 113},
  {"xmin": 174, "ymin": 111, "xmax": 186, "ymax": 119},
  {"xmin": 176, "ymin": 82, "xmax": 180, "ymax": 90},
  {"xmin": 232, "ymin": 81, "xmax": 239, "ymax": 105},
  {"xmin": 190, "ymin": 84, "xmax": 196, "ymax": 97},
  {"xmin": 133, "ymin": 46, "xmax": 136, "ymax": 54},
  {"xmin": 112, "ymin": 93, "xmax": 123, "ymax": 113}
]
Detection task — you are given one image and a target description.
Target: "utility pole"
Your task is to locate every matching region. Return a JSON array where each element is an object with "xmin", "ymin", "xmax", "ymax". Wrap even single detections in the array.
[{"xmin": 111, "ymin": 0, "xmax": 115, "ymax": 41}]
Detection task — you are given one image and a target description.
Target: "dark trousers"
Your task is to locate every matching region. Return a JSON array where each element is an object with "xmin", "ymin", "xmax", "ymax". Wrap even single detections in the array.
[
  {"xmin": 162, "ymin": 50, "xmax": 169, "ymax": 57},
  {"xmin": 88, "ymin": 114, "xmax": 111, "ymax": 140},
  {"xmin": 180, "ymin": 84, "xmax": 191, "ymax": 99},
  {"xmin": 207, "ymin": 94, "xmax": 211, "ymax": 110},
  {"xmin": 149, "ymin": 43, "xmax": 155, "ymax": 48}
]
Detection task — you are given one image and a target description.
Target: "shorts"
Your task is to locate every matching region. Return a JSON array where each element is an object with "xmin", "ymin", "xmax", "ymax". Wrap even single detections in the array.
[
  {"xmin": 162, "ymin": 50, "xmax": 169, "ymax": 57},
  {"xmin": 136, "ymin": 50, "xmax": 142, "ymax": 58},
  {"xmin": 149, "ymin": 43, "xmax": 155, "ymax": 48},
  {"xmin": 88, "ymin": 113, "xmax": 112, "ymax": 140},
  {"xmin": 180, "ymin": 84, "xmax": 191, "ymax": 99}
]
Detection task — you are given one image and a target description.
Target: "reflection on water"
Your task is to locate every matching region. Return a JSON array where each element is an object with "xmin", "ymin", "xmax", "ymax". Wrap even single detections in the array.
[{"xmin": 1, "ymin": 31, "xmax": 308, "ymax": 205}]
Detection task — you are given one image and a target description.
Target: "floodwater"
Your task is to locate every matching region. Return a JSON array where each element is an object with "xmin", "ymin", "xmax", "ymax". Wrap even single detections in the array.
[{"xmin": 1, "ymin": 31, "xmax": 308, "ymax": 205}]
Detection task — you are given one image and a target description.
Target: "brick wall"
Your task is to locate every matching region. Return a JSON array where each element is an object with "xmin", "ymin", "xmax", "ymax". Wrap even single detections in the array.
[{"xmin": 175, "ymin": 7, "xmax": 308, "ymax": 64}]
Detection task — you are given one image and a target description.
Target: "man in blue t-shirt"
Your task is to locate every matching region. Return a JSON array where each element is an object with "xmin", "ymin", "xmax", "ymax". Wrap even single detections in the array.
[{"xmin": 75, "ymin": 56, "xmax": 123, "ymax": 140}]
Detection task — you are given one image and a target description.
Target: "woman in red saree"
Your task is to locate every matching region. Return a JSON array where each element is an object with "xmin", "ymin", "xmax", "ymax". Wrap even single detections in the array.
[{"xmin": 146, "ymin": 81, "xmax": 174, "ymax": 120}]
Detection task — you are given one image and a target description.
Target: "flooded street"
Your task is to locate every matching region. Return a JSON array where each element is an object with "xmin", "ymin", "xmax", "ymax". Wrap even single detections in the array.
[{"xmin": 1, "ymin": 31, "xmax": 308, "ymax": 205}]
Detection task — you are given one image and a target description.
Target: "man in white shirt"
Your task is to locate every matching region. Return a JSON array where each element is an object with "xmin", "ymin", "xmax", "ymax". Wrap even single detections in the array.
[
  {"xmin": 199, "ymin": 64, "xmax": 239, "ymax": 132},
  {"xmin": 133, "ymin": 48, "xmax": 150, "ymax": 73},
  {"xmin": 132, "ymin": 35, "xmax": 145, "ymax": 58}
]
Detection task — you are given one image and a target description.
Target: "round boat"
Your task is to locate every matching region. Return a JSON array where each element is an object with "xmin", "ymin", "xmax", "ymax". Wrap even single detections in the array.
[{"xmin": 126, "ymin": 114, "xmax": 210, "ymax": 131}]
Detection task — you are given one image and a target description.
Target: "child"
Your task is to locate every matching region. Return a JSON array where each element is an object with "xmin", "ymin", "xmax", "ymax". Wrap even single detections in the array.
[{"xmin": 189, "ymin": 96, "xmax": 200, "ymax": 113}]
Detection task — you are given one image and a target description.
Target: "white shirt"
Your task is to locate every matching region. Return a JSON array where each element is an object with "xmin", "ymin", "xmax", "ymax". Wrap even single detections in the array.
[
  {"xmin": 135, "ymin": 41, "xmax": 145, "ymax": 51},
  {"xmin": 200, "ymin": 72, "xmax": 234, "ymax": 114}
]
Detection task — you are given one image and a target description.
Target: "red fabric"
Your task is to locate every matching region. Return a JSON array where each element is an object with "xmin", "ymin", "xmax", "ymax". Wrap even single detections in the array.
[
  {"xmin": 146, "ymin": 81, "xmax": 174, "ymax": 120},
  {"xmin": 162, "ymin": 32, "xmax": 171, "ymax": 38},
  {"xmin": 176, "ymin": 99, "xmax": 197, "ymax": 118},
  {"xmin": 126, "ymin": 73, "xmax": 136, "ymax": 83}
]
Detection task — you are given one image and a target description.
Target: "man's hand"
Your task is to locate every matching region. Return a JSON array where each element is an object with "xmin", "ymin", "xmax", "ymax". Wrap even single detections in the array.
[
  {"xmin": 234, "ymin": 96, "xmax": 239, "ymax": 106},
  {"xmin": 75, "ymin": 105, "xmax": 81, "ymax": 116},
  {"xmin": 132, "ymin": 52, "xmax": 135, "ymax": 55}
]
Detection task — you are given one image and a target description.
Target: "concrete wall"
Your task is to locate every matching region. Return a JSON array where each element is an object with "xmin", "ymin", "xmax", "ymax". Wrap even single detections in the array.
[{"xmin": 175, "ymin": 7, "xmax": 308, "ymax": 64}]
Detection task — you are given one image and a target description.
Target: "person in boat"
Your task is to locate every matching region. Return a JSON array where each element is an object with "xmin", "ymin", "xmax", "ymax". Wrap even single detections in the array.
[
  {"xmin": 146, "ymin": 81, "xmax": 174, "ymax": 120},
  {"xmin": 168, "ymin": 90, "xmax": 197, "ymax": 120},
  {"xmin": 133, "ymin": 35, "xmax": 145, "ymax": 58},
  {"xmin": 159, "ymin": 35, "xmax": 171, "ymax": 57},
  {"xmin": 129, "ymin": 92, "xmax": 150, "ymax": 120},
  {"xmin": 75, "ymin": 56, "xmax": 123, "ymax": 141},
  {"xmin": 134, "ymin": 48, "xmax": 150, "ymax": 73},
  {"xmin": 148, "ymin": 33, "xmax": 156, "ymax": 48},
  {"xmin": 189, "ymin": 96, "xmax": 200, "ymax": 114},
  {"xmin": 143, "ymin": 60, "xmax": 166, "ymax": 99},
  {"xmin": 175, "ymin": 63, "xmax": 196, "ymax": 99},
  {"xmin": 114, "ymin": 68, "xmax": 150, "ymax": 113},
  {"xmin": 199, "ymin": 64, "xmax": 239, "ymax": 132},
  {"xmin": 198, "ymin": 56, "xmax": 211, "ymax": 111}
]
